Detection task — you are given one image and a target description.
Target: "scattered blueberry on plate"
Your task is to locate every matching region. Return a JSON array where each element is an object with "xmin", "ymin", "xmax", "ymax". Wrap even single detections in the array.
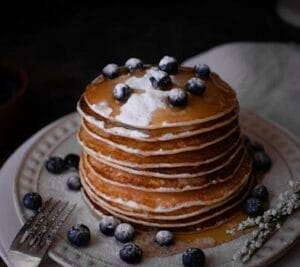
[
  {"xmin": 113, "ymin": 83, "xmax": 131, "ymax": 102},
  {"xmin": 22, "ymin": 192, "xmax": 42, "ymax": 211},
  {"xmin": 67, "ymin": 175, "xmax": 81, "ymax": 191},
  {"xmin": 119, "ymin": 243, "xmax": 143, "ymax": 264},
  {"xmin": 186, "ymin": 77, "xmax": 206, "ymax": 96},
  {"xmin": 45, "ymin": 156, "xmax": 65, "ymax": 174},
  {"xmin": 125, "ymin": 58, "xmax": 143, "ymax": 72},
  {"xmin": 149, "ymin": 70, "xmax": 171, "ymax": 90},
  {"xmin": 243, "ymin": 197, "xmax": 264, "ymax": 217},
  {"xmin": 155, "ymin": 230, "xmax": 174, "ymax": 246},
  {"xmin": 114, "ymin": 223, "xmax": 135, "ymax": 243},
  {"xmin": 99, "ymin": 215, "xmax": 120, "ymax": 236},
  {"xmin": 194, "ymin": 64, "xmax": 210, "ymax": 78},
  {"xmin": 182, "ymin": 247, "xmax": 206, "ymax": 267},
  {"xmin": 251, "ymin": 184, "xmax": 269, "ymax": 202},
  {"xmin": 102, "ymin": 63, "xmax": 119, "ymax": 79},
  {"xmin": 250, "ymin": 142, "xmax": 265, "ymax": 152},
  {"xmin": 64, "ymin": 154, "xmax": 80, "ymax": 170},
  {"xmin": 158, "ymin": 56, "xmax": 178, "ymax": 74},
  {"xmin": 168, "ymin": 88, "xmax": 188, "ymax": 107},
  {"xmin": 253, "ymin": 151, "xmax": 272, "ymax": 173},
  {"xmin": 67, "ymin": 224, "xmax": 91, "ymax": 247}
]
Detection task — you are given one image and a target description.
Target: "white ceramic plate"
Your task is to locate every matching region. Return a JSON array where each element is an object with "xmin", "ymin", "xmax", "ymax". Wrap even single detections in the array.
[{"xmin": 12, "ymin": 110, "xmax": 300, "ymax": 267}]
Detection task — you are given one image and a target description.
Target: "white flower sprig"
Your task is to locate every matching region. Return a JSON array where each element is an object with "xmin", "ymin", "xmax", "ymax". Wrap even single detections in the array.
[{"xmin": 227, "ymin": 180, "xmax": 300, "ymax": 263}]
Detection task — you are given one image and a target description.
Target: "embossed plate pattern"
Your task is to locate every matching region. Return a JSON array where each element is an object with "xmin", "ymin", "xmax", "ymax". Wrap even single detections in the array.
[{"xmin": 13, "ymin": 110, "xmax": 300, "ymax": 267}]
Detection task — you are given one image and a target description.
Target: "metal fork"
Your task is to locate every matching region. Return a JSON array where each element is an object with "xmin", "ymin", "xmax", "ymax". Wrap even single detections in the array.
[{"xmin": 8, "ymin": 198, "xmax": 76, "ymax": 267}]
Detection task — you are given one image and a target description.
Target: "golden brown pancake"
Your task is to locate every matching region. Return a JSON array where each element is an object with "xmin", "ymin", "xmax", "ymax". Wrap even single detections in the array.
[{"xmin": 77, "ymin": 64, "xmax": 252, "ymax": 228}]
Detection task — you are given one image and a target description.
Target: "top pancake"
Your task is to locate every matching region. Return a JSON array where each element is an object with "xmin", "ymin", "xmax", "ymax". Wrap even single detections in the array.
[{"xmin": 84, "ymin": 66, "xmax": 237, "ymax": 129}]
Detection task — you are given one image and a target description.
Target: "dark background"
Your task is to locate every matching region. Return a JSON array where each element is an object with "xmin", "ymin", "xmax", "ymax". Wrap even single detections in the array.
[
  {"xmin": 0, "ymin": 1, "xmax": 300, "ymax": 264},
  {"xmin": 1, "ymin": 0, "xmax": 300, "ymax": 167}
]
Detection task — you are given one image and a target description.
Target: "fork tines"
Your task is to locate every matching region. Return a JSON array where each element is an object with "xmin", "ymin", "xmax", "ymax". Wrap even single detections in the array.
[{"xmin": 9, "ymin": 198, "xmax": 76, "ymax": 267}]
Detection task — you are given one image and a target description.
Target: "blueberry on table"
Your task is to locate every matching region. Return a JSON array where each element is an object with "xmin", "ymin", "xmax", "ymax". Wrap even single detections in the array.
[
  {"xmin": 168, "ymin": 88, "xmax": 188, "ymax": 107},
  {"xmin": 67, "ymin": 224, "xmax": 91, "ymax": 247},
  {"xmin": 125, "ymin": 58, "xmax": 143, "ymax": 72},
  {"xmin": 114, "ymin": 223, "xmax": 135, "ymax": 243},
  {"xmin": 67, "ymin": 175, "xmax": 81, "ymax": 191},
  {"xmin": 119, "ymin": 243, "xmax": 143, "ymax": 264},
  {"xmin": 155, "ymin": 230, "xmax": 174, "ymax": 246},
  {"xmin": 182, "ymin": 247, "xmax": 206, "ymax": 267},
  {"xmin": 99, "ymin": 215, "xmax": 120, "ymax": 236},
  {"xmin": 22, "ymin": 192, "xmax": 42, "ymax": 211},
  {"xmin": 45, "ymin": 156, "xmax": 65, "ymax": 174},
  {"xmin": 194, "ymin": 64, "xmax": 211, "ymax": 78},
  {"xmin": 186, "ymin": 77, "xmax": 206, "ymax": 96},
  {"xmin": 243, "ymin": 197, "xmax": 264, "ymax": 217},
  {"xmin": 64, "ymin": 154, "xmax": 80, "ymax": 170},
  {"xmin": 102, "ymin": 63, "xmax": 119, "ymax": 79},
  {"xmin": 113, "ymin": 83, "xmax": 131, "ymax": 102},
  {"xmin": 149, "ymin": 70, "xmax": 171, "ymax": 90},
  {"xmin": 158, "ymin": 56, "xmax": 178, "ymax": 74},
  {"xmin": 253, "ymin": 151, "xmax": 272, "ymax": 173},
  {"xmin": 251, "ymin": 185, "xmax": 269, "ymax": 202}
]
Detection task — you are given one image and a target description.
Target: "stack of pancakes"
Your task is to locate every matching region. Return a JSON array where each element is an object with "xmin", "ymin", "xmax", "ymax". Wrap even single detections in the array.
[{"xmin": 77, "ymin": 65, "xmax": 253, "ymax": 229}]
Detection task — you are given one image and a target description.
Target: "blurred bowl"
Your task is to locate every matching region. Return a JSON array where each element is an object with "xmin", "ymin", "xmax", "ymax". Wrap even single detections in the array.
[{"xmin": 0, "ymin": 62, "xmax": 29, "ymax": 149}]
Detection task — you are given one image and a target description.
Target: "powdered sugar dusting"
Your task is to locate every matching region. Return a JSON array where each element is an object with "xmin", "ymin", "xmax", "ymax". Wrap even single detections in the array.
[
  {"xmin": 90, "ymin": 101, "xmax": 113, "ymax": 117},
  {"xmin": 84, "ymin": 115, "xmax": 149, "ymax": 138},
  {"xmin": 159, "ymin": 56, "xmax": 177, "ymax": 66},
  {"xmin": 115, "ymin": 68, "xmax": 169, "ymax": 127},
  {"xmin": 125, "ymin": 58, "xmax": 143, "ymax": 71}
]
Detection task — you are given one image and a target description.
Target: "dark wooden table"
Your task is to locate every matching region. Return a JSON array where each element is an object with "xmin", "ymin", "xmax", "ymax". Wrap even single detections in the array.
[{"xmin": 0, "ymin": 1, "xmax": 300, "ymax": 266}]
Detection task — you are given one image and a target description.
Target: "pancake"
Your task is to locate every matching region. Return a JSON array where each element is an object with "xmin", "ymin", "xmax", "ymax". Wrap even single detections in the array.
[{"xmin": 77, "ymin": 62, "xmax": 253, "ymax": 229}]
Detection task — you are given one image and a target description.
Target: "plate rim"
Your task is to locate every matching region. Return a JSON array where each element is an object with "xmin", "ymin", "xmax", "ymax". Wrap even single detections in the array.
[{"xmin": 12, "ymin": 109, "xmax": 300, "ymax": 267}]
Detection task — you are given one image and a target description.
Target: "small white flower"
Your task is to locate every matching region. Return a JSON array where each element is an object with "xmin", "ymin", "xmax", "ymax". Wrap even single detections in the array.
[
  {"xmin": 255, "ymin": 241, "xmax": 262, "ymax": 248},
  {"xmin": 289, "ymin": 180, "xmax": 295, "ymax": 187},
  {"xmin": 255, "ymin": 217, "xmax": 262, "ymax": 224},
  {"xmin": 242, "ymin": 255, "xmax": 250, "ymax": 263},
  {"xmin": 241, "ymin": 247, "xmax": 247, "ymax": 253},
  {"xmin": 271, "ymin": 209, "xmax": 277, "ymax": 216}
]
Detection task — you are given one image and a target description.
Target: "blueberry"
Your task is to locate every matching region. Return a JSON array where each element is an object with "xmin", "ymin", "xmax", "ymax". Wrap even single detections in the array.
[
  {"xmin": 158, "ymin": 56, "xmax": 178, "ymax": 74},
  {"xmin": 67, "ymin": 224, "xmax": 91, "ymax": 247},
  {"xmin": 102, "ymin": 63, "xmax": 119, "ymax": 79},
  {"xmin": 45, "ymin": 156, "xmax": 65, "ymax": 174},
  {"xmin": 251, "ymin": 185, "xmax": 269, "ymax": 202},
  {"xmin": 244, "ymin": 137, "xmax": 265, "ymax": 154},
  {"xmin": 113, "ymin": 83, "xmax": 131, "ymax": 101},
  {"xmin": 67, "ymin": 175, "xmax": 81, "ymax": 191},
  {"xmin": 155, "ymin": 230, "xmax": 174, "ymax": 246},
  {"xmin": 114, "ymin": 223, "xmax": 135, "ymax": 243},
  {"xmin": 119, "ymin": 243, "xmax": 143, "ymax": 264},
  {"xmin": 149, "ymin": 69, "xmax": 171, "ymax": 90},
  {"xmin": 253, "ymin": 151, "xmax": 272, "ymax": 173},
  {"xmin": 242, "ymin": 134, "xmax": 252, "ymax": 150},
  {"xmin": 22, "ymin": 192, "xmax": 42, "ymax": 211},
  {"xmin": 125, "ymin": 58, "xmax": 143, "ymax": 72},
  {"xmin": 99, "ymin": 215, "xmax": 120, "ymax": 236},
  {"xmin": 194, "ymin": 64, "xmax": 211, "ymax": 78},
  {"xmin": 168, "ymin": 88, "xmax": 188, "ymax": 107},
  {"xmin": 186, "ymin": 77, "xmax": 206, "ymax": 96},
  {"xmin": 243, "ymin": 197, "xmax": 264, "ymax": 217},
  {"xmin": 182, "ymin": 248, "xmax": 206, "ymax": 267},
  {"xmin": 251, "ymin": 142, "xmax": 265, "ymax": 152},
  {"xmin": 64, "ymin": 154, "xmax": 80, "ymax": 170}
]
